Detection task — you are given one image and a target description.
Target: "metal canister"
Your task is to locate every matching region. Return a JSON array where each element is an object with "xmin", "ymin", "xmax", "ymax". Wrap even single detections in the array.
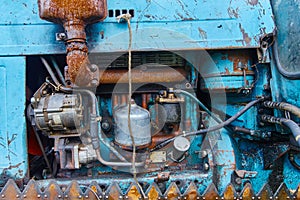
[
  {"xmin": 168, "ymin": 136, "xmax": 190, "ymax": 162},
  {"xmin": 114, "ymin": 99, "xmax": 151, "ymax": 149}
]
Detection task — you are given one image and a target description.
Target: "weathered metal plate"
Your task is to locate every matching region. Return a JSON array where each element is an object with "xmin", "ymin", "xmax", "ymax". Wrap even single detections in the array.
[{"xmin": 0, "ymin": 179, "xmax": 297, "ymax": 199}]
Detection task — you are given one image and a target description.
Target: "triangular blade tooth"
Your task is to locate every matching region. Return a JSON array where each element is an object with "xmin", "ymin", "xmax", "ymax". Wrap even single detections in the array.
[
  {"xmin": 106, "ymin": 182, "xmax": 123, "ymax": 200},
  {"xmin": 240, "ymin": 183, "xmax": 255, "ymax": 200},
  {"xmin": 0, "ymin": 179, "xmax": 21, "ymax": 200},
  {"xmin": 202, "ymin": 183, "xmax": 220, "ymax": 199},
  {"xmin": 125, "ymin": 183, "xmax": 142, "ymax": 200},
  {"xmin": 257, "ymin": 183, "xmax": 273, "ymax": 200},
  {"xmin": 183, "ymin": 182, "xmax": 200, "ymax": 200},
  {"xmin": 295, "ymin": 184, "xmax": 300, "ymax": 200},
  {"xmin": 22, "ymin": 179, "xmax": 42, "ymax": 199},
  {"xmin": 64, "ymin": 180, "xmax": 84, "ymax": 199},
  {"xmin": 83, "ymin": 181, "xmax": 102, "ymax": 200},
  {"xmin": 273, "ymin": 183, "xmax": 292, "ymax": 199},
  {"xmin": 146, "ymin": 182, "xmax": 162, "ymax": 200},
  {"xmin": 44, "ymin": 180, "xmax": 64, "ymax": 200},
  {"xmin": 222, "ymin": 183, "xmax": 236, "ymax": 200},
  {"xmin": 164, "ymin": 182, "xmax": 181, "ymax": 200}
]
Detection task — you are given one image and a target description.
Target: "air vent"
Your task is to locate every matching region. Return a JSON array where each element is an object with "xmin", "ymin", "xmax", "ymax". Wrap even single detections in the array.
[{"xmin": 108, "ymin": 9, "xmax": 135, "ymax": 18}]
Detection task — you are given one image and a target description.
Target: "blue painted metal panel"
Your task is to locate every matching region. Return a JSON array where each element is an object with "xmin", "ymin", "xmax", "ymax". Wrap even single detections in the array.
[
  {"xmin": 0, "ymin": 57, "xmax": 27, "ymax": 183},
  {"xmin": 0, "ymin": 0, "xmax": 275, "ymax": 55}
]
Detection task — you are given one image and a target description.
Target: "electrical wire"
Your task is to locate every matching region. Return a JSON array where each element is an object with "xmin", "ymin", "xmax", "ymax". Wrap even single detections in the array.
[
  {"xmin": 50, "ymin": 57, "xmax": 66, "ymax": 86},
  {"xmin": 151, "ymin": 97, "xmax": 266, "ymax": 151}
]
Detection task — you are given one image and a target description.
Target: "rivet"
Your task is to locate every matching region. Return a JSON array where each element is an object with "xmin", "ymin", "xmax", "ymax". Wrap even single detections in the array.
[
  {"xmin": 58, "ymin": 194, "xmax": 62, "ymax": 198},
  {"xmin": 86, "ymin": 195, "xmax": 89, "ymax": 198},
  {"xmin": 37, "ymin": 194, "xmax": 41, "ymax": 198},
  {"xmin": 275, "ymin": 197, "xmax": 278, "ymax": 199},
  {"xmin": 16, "ymin": 194, "xmax": 20, "ymax": 198},
  {"xmin": 216, "ymin": 197, "xmax": 218, "ymax": 200},
  {"xmin": 125, "ymin": 196, "xmax": 129, "ymax": 199},
  {"xmin": 78, "ymin": 195, "xmax": 82, "ymax": 198},
  {"xmin": 203, "ymin": 197, "xmax": 206, "ymax": 200},
  {"xmin": 270, "ymin": 197, "xmax": 272, "ymax": 199},
  {"xmin": 252, "ymin": 197, "xmax": 255, "ymax": 200},
  {"xmin": 258, "ymin": 197, "xmax": 261, "ymax": 200},
  {"xmin": 1, "ymin": 194, "xmax": 5, "ymax": 198},
  {"xmin": 196, "ymin": 197, "xmax": 200, "ymax": 200},
  {"xmin": 106, "ymin": 195, "xmax": 109, "ymax": 199},
  {"xmin": 65, "ymin": 195, "xmax": 68, "ymax": 198},
  {"xmin": 23, "ymin": 194, "xmax": 27, "ymax": 198},
  {"xmin": 165, "ymin": 197, "xmax": 168, "ymax": 200},
  {"xmin": 44, "ymin": 194, "xmax": 48, "ymax": 198}
]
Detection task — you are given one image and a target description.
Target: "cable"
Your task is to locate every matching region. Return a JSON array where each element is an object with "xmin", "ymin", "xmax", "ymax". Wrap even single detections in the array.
[
  {"xmin": 261, "ymin": 115, "xmax": 300, "ymax": 146},
  {"xmin": 41, "ymin": 57, "xmax": 61, "ymax": 86},
  {"xmin": 263, "ymin": 101, "xmax": 300, "ymax": 118},
  {"xmin": 151, "ymin": 97, "xmax": 266, "ymax": 151},
  {"xmin": 174, "ymin": 89, "xmax": 222, "ymax": 123},
  {"xmin": 273, "ymin": 40, "xmax": 300, "ymax": 79},
  {"xmin": 50, "ymin": 57, "xmax": 66, "ymax": 86}
]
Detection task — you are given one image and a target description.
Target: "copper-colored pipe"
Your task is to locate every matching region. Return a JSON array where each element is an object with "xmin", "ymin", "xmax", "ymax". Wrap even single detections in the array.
[
  {"xmin": 121, "ymin": 95, "xmax": 127, "ymax": 106},
  {"xmin": 149, "ymin": 132, "xmax": 180, "ymax": 149},
  {"xmin": 98, "ymin": 68, "xmax": 187, "ymax": 84},
  {"xmin": 142, "ymin": 94, "xmax": 147, "ymax": 109}
]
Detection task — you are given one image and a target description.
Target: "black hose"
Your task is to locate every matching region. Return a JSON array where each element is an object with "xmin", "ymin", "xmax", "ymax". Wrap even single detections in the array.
[
  {"xmin": 41, "ymin": 57, "xmax": 61, "ymax": 86},
  {"xmin": 263, "ymin": 101, "xmax": 300, "ymax": 118},
  {"xmin": 151, "ymin": 97, "xmax": 266, "ymax": 151},
  {"xmin": 273, "ymin": 40, "xmax": 300, "ymax": 79},
  {"xmin": 51, "ymin": 57, "xmax": 66, "ymax": 86},
  {"xmin": 261, "ymin": 115, "xmax": 300, "ymax": 146},
  {"xmin": 288, "ymin": 152, "xmax": 300, "ymax": 170}
]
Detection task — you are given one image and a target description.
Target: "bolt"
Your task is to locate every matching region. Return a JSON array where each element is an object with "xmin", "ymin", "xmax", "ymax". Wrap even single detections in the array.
[
  {"xmin": 89, "ymin": 64, "xmax": 98, "ymax": 72},
  {"xmin": 204, "ymin": 163, "xmax": 209, "ymax": 171},
  {"xmin": 200, "ymin": 151, "xmax": 208, "ymax": 158},
  {"xmin": 235, "ymin": 178, "xmax": 242, "ymax": 185},
  {"xmin": 91, "ymin": 79, "xmax": 99, "ymax": 87}
]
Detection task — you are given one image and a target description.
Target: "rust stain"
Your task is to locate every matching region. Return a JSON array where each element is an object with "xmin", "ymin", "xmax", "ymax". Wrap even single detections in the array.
[
  {"xmin": 242, "ymin": 185, "xmax": 254, "ymax": 200},
  {"xmin": 248, "ymin": 0, "xmax": 258, "ymax": 6},
  {"xmin": 239, "ymin": 23, "xmax": 252, "ymax": 46},
  {"xmin": 38, "ymin": 0, "xmax": 107, "ymax": 86},
  {"xmin": 108, "ymin": 185, "xmax": 121, "ymax": 200},
  {"xmin": 223, "ymin": 184, "xmax": 235, "ymax": 200},
  {"xmin": 259, "ymin": 189, "xmax": 272, "ymax": 200},
  {"xmin": 198, "ymin": 27, "xmax": 207, "ymax": 40},
  {"xmin": 166, "ymin": 184, "xmax": 180, "ymax": 199},
  {"xmin": 147, "ymin": 186, "xmax": 160, "ymax": 200},
  {"xmin": 127, "ymin": 185, "xmax": 141, "ymax": 200},
  {"xmin": 99, "ymin": 68, "xmax": 187, "ymax": 84}
]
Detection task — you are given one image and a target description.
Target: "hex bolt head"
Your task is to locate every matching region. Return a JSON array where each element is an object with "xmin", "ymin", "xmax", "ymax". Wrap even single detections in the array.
[{"xmin": 235, "ymin": 178, "xmax": 242, "ymax": 185}]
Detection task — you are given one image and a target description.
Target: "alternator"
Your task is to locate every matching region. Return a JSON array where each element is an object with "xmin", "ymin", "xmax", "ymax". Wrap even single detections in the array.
[{"xmin": 31, "ymin": 94, "xmax": 83, "ymax": 134}]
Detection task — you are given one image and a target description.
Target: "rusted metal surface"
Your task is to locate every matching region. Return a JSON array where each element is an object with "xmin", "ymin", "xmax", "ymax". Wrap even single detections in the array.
[
  {"xmin": 0, "ymin": 179, "xmax": 299, "ymax": 199},
  {"xmin": 38, "ymin": 0, "xmax": 107, "ymax": 86},
  {"xmin": 98, "ymin": 68, "xmax": 187, "ymax": 84}
]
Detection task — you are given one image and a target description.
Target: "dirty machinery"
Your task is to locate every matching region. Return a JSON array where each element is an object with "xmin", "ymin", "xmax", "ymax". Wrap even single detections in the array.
[{"xmin": 0, "ymin": 0, "xmax": 300, "ymax": 199}]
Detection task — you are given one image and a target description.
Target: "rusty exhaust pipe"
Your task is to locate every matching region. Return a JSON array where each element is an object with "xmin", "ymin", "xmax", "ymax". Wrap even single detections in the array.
[{"xmin": 38, "ymin": 0, "xmax": 107, "ymax": 86}]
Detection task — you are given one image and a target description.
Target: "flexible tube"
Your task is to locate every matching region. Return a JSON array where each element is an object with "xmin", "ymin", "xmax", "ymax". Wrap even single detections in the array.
[
  {"xmin": 41, "ymin": 57, "xmax": 61, "ymax": 86},
  {"xmin": 50, "ymin": 57, "xmax": 66, "ymax": 86},
  {"xmin": 263, "ymin": 101, "xmax": 300, "ymax": 118},
  {"xmin": 151, "ymin": 97, "xmax": 266, "ymax": 151},
  {"xmin": 273, "ymin": 40, "xmax": 300, "ymax": 79},
  {"xmin": 174, "ymin": 89, "xmax": 223, "ymax": 123},
  {"xmin": 261, "ymin": 115, "xmax": 300, "ymax": 146}
]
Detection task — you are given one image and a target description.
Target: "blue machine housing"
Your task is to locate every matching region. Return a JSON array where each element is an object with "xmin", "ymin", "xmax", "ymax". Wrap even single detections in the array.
[{"xmin": 0, "ymin": 0, "xmax": 300, "ymax": 199}]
